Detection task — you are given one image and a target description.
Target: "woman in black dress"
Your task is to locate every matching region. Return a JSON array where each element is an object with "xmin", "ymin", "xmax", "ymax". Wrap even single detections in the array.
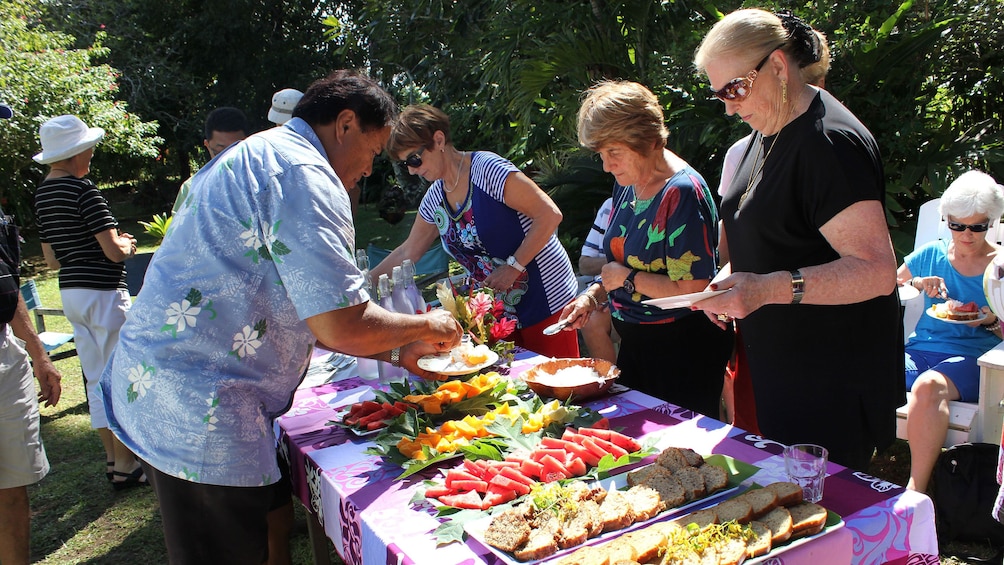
[{"xmin": 692, "ymin": 9, "xmax": 902, "ymax": 470}]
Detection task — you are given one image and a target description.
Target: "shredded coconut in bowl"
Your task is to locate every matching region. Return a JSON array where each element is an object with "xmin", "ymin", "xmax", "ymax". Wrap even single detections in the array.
[{"xmin": 532, "ymin": 365, "xmax": 606, "ymax": 387}]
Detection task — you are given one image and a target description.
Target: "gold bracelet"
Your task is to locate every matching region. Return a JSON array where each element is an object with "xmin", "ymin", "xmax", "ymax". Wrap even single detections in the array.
[{"xmin": 582, "ymin": 293, "xmax": 600, "ymax": 310}]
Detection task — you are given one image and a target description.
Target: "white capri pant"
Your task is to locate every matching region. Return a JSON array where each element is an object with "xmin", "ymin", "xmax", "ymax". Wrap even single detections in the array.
[{"xmin": 60, "ymin": 288, "xmax": 131, "ymax": 429}]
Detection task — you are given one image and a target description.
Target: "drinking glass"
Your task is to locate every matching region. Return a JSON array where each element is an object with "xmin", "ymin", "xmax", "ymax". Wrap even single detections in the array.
[{"xmin": 784, "ymin": 443, "xmax": 828, "ymax": 503}]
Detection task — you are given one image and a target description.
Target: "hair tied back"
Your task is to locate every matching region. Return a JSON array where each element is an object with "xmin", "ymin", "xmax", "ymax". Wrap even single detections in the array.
[{"xmin": 775, "ymin": 9, "xmax": 821, "ymax": 68}]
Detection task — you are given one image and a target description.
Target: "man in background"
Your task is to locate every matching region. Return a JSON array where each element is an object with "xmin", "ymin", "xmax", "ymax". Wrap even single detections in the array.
[
  {"xmin": 0, "ymin": 102, "xmax": 63, "ymax": 565},
  {"xmin": 172, "ymin": 107, "xmax": 249, "ymax": 213},
  {"xmin": 577, "ymin": 197, "xmax": 617, "ymax": 362}
]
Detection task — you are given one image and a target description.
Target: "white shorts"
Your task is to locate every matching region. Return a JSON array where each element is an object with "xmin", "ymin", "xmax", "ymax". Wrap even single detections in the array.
[
  {"xmin": 60, "ymin": 288, "xmax": 131, "ymax": 429},
  {"xmin": 0, "ymin": 327, "xmax": 49, "ymax": 488}
]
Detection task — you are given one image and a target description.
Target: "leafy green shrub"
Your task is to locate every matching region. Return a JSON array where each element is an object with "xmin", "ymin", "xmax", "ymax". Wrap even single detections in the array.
[{"xmin": 138, "ymin": 213, "xmax": 172, "ymax": 242}]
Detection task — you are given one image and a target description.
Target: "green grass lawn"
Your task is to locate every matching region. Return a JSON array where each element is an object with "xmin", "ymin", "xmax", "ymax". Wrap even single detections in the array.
[{"xmin": 19, "ymin": 200, "xmax": 995, "ymax": 564}]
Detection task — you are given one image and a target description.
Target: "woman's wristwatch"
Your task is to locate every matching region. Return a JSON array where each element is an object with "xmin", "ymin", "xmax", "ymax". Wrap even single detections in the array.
[
  {"xmin": 622, "ymin": 270, "xmax": 638, "ymax": 294},
  {"xmin": 506, "ymin": 255, "xmax": 525, "ymax": 273}
]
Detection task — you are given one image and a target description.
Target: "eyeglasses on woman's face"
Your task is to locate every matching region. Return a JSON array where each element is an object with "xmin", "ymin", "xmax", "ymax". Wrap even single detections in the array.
[
  {"xmin": 709, "ymin": 45, "xmax": 784, "ymax": 102},
  {"xmin": 399, "ymin": 147, "xmax": 425, "ymax": 169},
  {"xmin": 947, "ymin": 219, "xmax": 991, "ymax": 233}
]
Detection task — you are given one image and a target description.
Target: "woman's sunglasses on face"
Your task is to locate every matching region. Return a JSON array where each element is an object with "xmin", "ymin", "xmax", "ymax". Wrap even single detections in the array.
[
  {"xmin": 947, "ymin": 219, "xmax": 991, "ymax": 233},
  {"xmin": 399, "ymin": 147, "xmax": 425, "ymax": 169},
  {"xmin": 710, "ymin": 45, "xmax": 784, "ymax": 102}
]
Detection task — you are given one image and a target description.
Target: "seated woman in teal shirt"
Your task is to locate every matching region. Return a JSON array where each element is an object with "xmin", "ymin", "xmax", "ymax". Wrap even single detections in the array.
[{"xmin": 898, "ymin": 170, "xmax": 1004, "ymax": 493}]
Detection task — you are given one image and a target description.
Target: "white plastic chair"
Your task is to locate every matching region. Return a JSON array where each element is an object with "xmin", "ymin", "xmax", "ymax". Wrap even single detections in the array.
[{"xmin": 896, "ymin": 198, "xmax": 1002, "ymax": 445}]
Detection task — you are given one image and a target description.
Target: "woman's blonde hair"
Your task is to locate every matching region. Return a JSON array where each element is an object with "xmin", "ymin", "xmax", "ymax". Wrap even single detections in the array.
[
  {"xmin": 694, "ymin": 9, "xmax": 824, "ymax": 80},
  {"xmin": 387, "ymin": 104, "xmax": 451, "ymax": 156},
  {"xmin": 577, "ymin": 81, "xmax": 668, "ymax": 154}
]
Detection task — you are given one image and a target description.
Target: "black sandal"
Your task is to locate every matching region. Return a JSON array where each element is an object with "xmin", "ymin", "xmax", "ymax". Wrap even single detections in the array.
[
  {"xmin": 106, "ymin": 461, "xmax": 115, "ymax": 482},
  {"xmin": 111, "ymin": 467, "xmax": 150, "ymax": 491}
]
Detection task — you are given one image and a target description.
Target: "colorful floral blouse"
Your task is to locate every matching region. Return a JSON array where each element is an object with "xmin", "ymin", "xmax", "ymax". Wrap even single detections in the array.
[{"xmin": 603, "ymin": 167, "xmax": 720, "ymax": 324}]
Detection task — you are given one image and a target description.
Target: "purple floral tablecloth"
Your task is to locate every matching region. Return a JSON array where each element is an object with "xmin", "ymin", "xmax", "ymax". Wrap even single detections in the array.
[{"xmin": 276, "ymin": 349, "xmax": 939, "ymax": 565}]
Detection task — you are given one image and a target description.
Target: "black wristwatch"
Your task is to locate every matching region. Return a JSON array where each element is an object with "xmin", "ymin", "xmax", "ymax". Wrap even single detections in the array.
[{"xmin": 622, "ymin": 270, "xmax": 638, "ymax": 294}]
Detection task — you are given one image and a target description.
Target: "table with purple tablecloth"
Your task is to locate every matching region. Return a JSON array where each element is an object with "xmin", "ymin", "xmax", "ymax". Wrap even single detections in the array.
[{"xmin": 276, "ymin": 349, "xmax": 939, "ymax": 565}]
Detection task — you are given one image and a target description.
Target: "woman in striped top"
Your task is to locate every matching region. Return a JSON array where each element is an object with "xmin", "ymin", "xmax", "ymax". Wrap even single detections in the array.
[
  {"xmin": 32, "ymin": 115, "xmax": 145, "ymax": 489},
  {"xmin": 371, "ymin": 104, "xmax": 578, "ymax": 358}
]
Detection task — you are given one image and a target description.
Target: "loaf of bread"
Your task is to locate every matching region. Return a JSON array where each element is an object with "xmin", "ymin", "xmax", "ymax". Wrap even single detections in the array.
[
  {"xmin": 482, "ymin": 509, "xmax": 530, "ymax": 553},
  {"xmin": 698, "ymin": 463, "xmax": 729, "ymax": 493},
  {"xmin": 760, "ymin": 506, "xmax": 793, "ymax": 544},
  {"xmin": 674, "ymin": 466, "xmax": 707, "ymax": 501},
  {"xmin": 625, "ymin": 484, "xmax": 664, "ymax": 521},
  {"xmin": 737, "ymin": 487, "xmax": 778, "ymax": 517},
  {"xmin": 745, "ymin": 520, "xmax": 772, "ymax": 558},
  {"xmin": 656, "ymin": 447, "xmax": 691, "ymax": 472},
  {"xmin": 788, "ymin": 501, "xmax": 828, "ymax": 538},
  {"xmin": 765, "ymin": 481, "xmax": 804, "ymax": 507},
  {"xmin": 713, "ymin": 497, "xmax": 753, "ymax": 524}
]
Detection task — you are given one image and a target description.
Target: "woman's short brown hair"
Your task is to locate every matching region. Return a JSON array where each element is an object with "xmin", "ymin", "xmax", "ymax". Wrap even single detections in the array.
[
  {"xmin": 577, "ymin": 81, "xmax": 668, "ymax": 154},
  {"xmin": 387, "ymin": 104, "xmax": 451, "ymax": 156}
]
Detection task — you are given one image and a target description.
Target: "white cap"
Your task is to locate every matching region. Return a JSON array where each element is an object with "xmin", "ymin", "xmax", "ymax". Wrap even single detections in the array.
[{"xmin": 268, "ymin": 88, "xmax": 304, "ymax": 125}]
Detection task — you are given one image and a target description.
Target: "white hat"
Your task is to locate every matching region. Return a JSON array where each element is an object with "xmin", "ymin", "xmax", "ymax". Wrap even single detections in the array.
[
  {"xmin": 268, "ymin": 88, "xmax": 304, "ymax": 125},
  {"xmin": 33, "ymin": 115, "xmax": 105, "ymax": 164}
]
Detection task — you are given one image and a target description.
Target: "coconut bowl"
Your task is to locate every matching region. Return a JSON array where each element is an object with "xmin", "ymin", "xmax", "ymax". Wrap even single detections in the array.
[{"xmin": 520, "ymin": 358, "xmax": 620, "ymax": 402}]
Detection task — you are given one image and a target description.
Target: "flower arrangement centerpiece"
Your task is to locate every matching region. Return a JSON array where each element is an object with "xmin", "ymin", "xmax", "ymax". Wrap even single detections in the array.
[{"xmin": 436, "ymin": 282, "xmax": 517, "ymax": 366}]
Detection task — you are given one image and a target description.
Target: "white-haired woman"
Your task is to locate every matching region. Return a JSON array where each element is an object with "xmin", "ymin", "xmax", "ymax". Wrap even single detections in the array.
[{"xmin": 897, "ymin": 170, "xmax": 1004, "ymax": 492}]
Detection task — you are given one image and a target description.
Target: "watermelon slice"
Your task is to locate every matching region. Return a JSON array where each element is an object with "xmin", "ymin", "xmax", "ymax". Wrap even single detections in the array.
[
  {"xmin": 450, "ymin": 479, "xmax": 489, "ymax": 493},
  {"xmin": 482, "ymin": 483, "xmax": 518, "ymax": 509},
  {"xmin": 539, "ymin": 454, "xmax": 570, "ymax": 482},
  {"xmin": 564, "ymin": 456, "xmax": 587, "ymax": 477},
  {"xmin": 520, "ymin": 459, "xmax": 544, "ymax": 480},
  {"xmin": 437, "ymin": 490, "xmax": 483, "ymax": 510},
  {"xmin": 498, "ymin": 466, "xmax": 535, "ymax": 487},
  {"xmin": 489, "ymin": 474, "xmax": 532, "ymax": 496},
  {"xmin": 424, "ymin": 485, "xmax": 452, "ymax": 498},
  {"xmin": 606, "ymin": 430, "xmax": 642, "ymax": 452},
  {"xmin": 577, "ymin": 427, "xmax": 612, "ymax": 441},
  {"xmin": 444, "ymin": 469, "xmax": 481, "ymax": 488}
]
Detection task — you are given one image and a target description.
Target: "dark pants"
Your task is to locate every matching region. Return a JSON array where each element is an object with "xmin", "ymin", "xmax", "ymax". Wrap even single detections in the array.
[
  {"xmin": 613, "ymin": 312, "xmax": 734, "ymax": 419},
  {"xmin": 142, "ymin": 460, "xmax": 273, "ymax": 565}
]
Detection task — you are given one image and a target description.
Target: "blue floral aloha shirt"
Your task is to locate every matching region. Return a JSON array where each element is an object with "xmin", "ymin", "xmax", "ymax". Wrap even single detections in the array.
[{"xmin": 101, "ymin": 118, "xmax": 369, "ymax": 487}]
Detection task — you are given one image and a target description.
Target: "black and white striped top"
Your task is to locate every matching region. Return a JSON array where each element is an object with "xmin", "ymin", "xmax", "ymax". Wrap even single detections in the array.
[{"xmin": 35, "ymin": 176, "xmax": 126, "ymax": 290}]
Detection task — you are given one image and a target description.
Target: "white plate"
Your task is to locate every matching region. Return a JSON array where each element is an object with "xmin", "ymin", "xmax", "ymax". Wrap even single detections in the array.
[
  {"xmin": 416, "ymin": 349, "xmax": 500, "ymax": 376},
  {"xmin": 926, "ymin": 306, "xmax": 988, "ymax": 325},
  {"xmin": 642, "ymin": 289, "xmax": 731, "ymax": 310}
]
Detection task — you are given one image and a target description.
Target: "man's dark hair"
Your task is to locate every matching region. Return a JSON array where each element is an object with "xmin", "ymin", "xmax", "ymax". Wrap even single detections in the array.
[
  {"xmin": 204, "ymin": 107, "xmax": 249, "ymax": 140},
  {"xmin": 294, "ymin": 70, "xmax": 397, "ymax": 131}
]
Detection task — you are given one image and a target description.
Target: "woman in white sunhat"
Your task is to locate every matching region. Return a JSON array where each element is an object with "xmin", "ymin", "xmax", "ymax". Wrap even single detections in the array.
[{"xmin": 32, "ymin": 115, "xmax": 146, "ymax": 489}]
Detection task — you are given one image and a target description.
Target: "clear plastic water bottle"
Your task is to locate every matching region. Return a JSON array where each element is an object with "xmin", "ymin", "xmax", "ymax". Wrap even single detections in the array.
[
  {"xmin": 377, "ymin": 273, "xmax": 408, "ymax": 384},
  {"xmin": 355, "ymin": 248, "xmax": 371, "ymax": 291},
  {"xmin": 401, "ymin": 259, "xmax": 427, "ymax": 314},
  {"xmin": 391, "ymin": 265, "xmax": 416, "ymax": 315},
  {"xmin": 354, "ymin": 249, "xmax": 379, "ymax": 380}
]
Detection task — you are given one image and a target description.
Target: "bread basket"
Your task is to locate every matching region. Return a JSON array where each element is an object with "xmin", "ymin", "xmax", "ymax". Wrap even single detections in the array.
[{"xmin": 520, "ymin": 358, "xmax": 620, "ymax": 402}]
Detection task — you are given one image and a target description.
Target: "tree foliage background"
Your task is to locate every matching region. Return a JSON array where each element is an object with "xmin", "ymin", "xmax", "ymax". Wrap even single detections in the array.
[
  {"xmin": 2, "ymin": 0, "xmax": 1003, "ymax": 258},
  {"xmin": 0, "ymin": 0, "xmax": 161, "ymax": 225}
]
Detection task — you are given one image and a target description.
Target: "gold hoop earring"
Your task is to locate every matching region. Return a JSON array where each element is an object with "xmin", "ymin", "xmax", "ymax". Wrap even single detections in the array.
[{"xmin": 781, "ymin": 80, "xmax": 788, "ymax": 104}]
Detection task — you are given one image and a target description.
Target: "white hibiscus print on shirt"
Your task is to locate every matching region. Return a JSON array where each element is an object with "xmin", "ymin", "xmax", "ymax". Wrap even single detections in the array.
[
  {"xmin": 239, "ymin": 218, "xmax": 291, "ymax": 264},
  {"xmin": 231, "ymin": 319, "xmax": 267, "ymax": 359},
  {"xmin": 161, "ymin": 288, "xmax": 217, "ymax": 338},
  {"xmin": 126, "ymin": 362, "xmax": 155, "ymax": 402}
]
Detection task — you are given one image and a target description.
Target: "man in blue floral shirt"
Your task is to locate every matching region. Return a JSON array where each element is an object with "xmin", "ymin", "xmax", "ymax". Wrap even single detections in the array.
[{"xmin": 101, "ymin": 71, "xmax": 461, "ymax": 563}]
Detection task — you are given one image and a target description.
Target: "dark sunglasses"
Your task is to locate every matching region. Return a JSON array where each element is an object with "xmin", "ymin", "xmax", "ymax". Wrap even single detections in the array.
[
  {"xmin": 399, "ymin": 147, "xmax": 425, "ymax": 169},
  {"xmin": 947, "ymin": 220, "xmax": 991, "ymax": 233},
  {"xmin": 709, "ymin": 45, "xmax": 784, "ymax": 102}
]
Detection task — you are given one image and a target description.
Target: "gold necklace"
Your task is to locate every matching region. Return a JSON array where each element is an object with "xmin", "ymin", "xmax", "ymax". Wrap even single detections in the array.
[
  {"xmin": 630, "ymin": 176, "xmax": 664, "ymax": 210},
  {"xmin": 442, "ymin": 151, "xmax": 466, "ymax": 194},
  {"xmin": 738, "ymin": 133, "xmax": 780, "ymax": 208}
]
